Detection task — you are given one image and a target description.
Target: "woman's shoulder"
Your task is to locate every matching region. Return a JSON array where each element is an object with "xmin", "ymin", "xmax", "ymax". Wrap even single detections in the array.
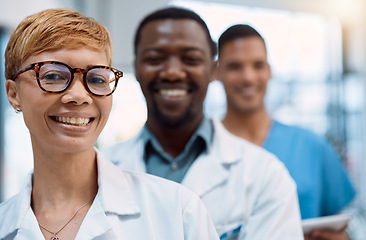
[
  {"xmin": 0, "ymin": 193, "xmax": 18, "ymax": 216},
  {"xmin": 0, "ymin": 194, "xmax": 24, "ymax": 238}
]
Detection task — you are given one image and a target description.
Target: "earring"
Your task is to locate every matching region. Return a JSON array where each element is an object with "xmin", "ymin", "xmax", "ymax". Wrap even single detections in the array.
[{"xmin": 15, "ymin": 107, "xmax": 21, "ymax": 113}]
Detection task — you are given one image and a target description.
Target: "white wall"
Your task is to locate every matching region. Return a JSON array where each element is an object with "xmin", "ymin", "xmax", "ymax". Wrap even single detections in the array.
[
  {"xmin": 1, "ymin": 0, "xmax": 364, "ymax": 79},
  {"xmin": 0, "ymin": 0, "xmax": 67, "ymax": 29},
  {"xmin": 70, "ymin": 0, "xmax": 365, "ymax": 81}
]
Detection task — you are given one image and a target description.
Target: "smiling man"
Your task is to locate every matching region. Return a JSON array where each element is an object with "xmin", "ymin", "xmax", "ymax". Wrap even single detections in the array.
[
  {"xmin": 216, "ymin": 24, "xmax": 356, "ymax": 240},
  {"xmin": 103, "ymin": 7, "xmax": 303, "ymax": 239}
]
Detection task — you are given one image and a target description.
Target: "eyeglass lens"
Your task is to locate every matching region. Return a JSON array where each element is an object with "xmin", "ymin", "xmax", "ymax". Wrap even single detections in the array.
[{"xmin": 39, "ymin": 63, "xmax": 117, "ymax": 95}]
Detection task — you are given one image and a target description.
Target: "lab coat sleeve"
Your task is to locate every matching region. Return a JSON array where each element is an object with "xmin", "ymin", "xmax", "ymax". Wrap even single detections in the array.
[
  {"xmin": 243, "ymin": 155, "xmax": 304, "ymax": 240},
  {"xmin": 183, "ymin": 192, "xmax": 220, "ymax": 240}
]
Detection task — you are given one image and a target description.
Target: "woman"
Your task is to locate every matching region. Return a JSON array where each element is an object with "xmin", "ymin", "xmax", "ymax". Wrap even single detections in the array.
[{"xmin": 0, "ymin": 8, "xmax": 218, "ymax": 240}]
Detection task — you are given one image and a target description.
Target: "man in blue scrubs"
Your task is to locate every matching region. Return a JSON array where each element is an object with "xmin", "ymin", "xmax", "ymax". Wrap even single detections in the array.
[{"xmin": 216, "ymin": 24, "xmax": 356, "ymax": 239}]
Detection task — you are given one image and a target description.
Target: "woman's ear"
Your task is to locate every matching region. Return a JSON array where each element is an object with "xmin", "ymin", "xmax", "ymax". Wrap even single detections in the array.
[{"xmin": 5, "ymin": 79, "xmax": 21, "ymax": 110}]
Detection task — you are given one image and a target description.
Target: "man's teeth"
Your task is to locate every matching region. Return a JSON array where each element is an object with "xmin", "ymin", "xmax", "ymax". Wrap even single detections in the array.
[
  {"xmin": 55, "ymin": 116, "xmax": 90, "ymax": 126},
  {"xmin": 160, "ymin": 89, "xmax": 187, "ymax": 97},
  {"xmin": 241, "ymin": 87, "xmax": 256, "ymax": 95}
]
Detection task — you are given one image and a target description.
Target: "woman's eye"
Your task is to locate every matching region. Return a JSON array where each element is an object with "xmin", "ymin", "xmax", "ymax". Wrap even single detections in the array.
[
  {"xmin": 42, "ymin": 72, "xmax": 67, "ymax": 81},
  {"xmin": 89, "ymin": 77, "xmax": 106, "ymax": 84},
  {"xmin": 87, "ymin": 72, "xmax": 110, "ymax": 85}
]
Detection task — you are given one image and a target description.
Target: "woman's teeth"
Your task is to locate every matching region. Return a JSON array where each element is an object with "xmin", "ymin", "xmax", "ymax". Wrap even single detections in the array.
[{"xmin": 55, "ymin": 116, "xmax": 90, "ymax": 126}]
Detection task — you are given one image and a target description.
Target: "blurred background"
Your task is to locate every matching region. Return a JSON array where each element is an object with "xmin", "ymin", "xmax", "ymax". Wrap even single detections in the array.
[{"xmin": 0, "ymin": 0, "xmax": 365, "ymax": 225}]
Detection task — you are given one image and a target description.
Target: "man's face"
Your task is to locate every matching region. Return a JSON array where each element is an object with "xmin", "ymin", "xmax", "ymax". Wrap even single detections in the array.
[
  {"xmin": 218, "ymin": 36, "xmax": 271, "ymax": 115},
  {"xmin": 134, "ymin": 19, "xmax": 214, "ymax": 129}
]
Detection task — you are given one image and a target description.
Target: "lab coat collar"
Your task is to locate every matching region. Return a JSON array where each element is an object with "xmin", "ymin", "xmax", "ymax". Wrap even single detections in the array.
[
  {"xmin": 53, "ymin": 151, "xmax": 141, "ymax": 239},
  {"xmin": 211, "ymin": 118, "xmax": 246, "ymax": 164},
  {"xmin": 95, "ymin": 150, "xmax": 140, "ymax": 216},
  {"xmin": 0, "ymin": 171, "xmax": 41, "ymax": 239},
  {"xmin": 182, "ymin": 119, "xmax": 245, "ymax": 196},
  {"xmin": 0, "ymin": 151, "xmax": 141, "ymax": 239}
]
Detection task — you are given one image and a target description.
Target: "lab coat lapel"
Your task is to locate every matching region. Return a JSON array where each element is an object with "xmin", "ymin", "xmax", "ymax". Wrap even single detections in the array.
[
  {"xmin": 75, "ymin": 199, "xmax": 113, "ymax": 239},
  {"xmin": 96, "ymin": 150, "xmax": 141, "ymax": 216},
  {"xmin": 13, "ymin": 197, "xmax": 46, "ymax": 240},
  {"xmin": 75, "ymin": 151, "xmax": 141, "ymax": 239},
  {"xmin": 182, "ymin": 151, "xmax": 229, "ymax": 197},
  {"xmin": 182, "ymin": 119, "xmax": 241, "ymax": 197}
]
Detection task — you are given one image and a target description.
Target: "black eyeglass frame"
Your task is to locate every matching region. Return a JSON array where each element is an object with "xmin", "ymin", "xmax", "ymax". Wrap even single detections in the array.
[{"xmin": 13, "ymin": 61, "xmax": 123, "ymax": 97}]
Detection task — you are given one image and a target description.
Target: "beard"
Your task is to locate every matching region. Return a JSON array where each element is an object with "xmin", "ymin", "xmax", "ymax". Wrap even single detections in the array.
[
  {"xmin": 149, "ymin": 100, "xmax": 196, "ymax": 129},
  {"xmin": 144, "ymin": 79, "xmax": 203, "ymax": 129}
]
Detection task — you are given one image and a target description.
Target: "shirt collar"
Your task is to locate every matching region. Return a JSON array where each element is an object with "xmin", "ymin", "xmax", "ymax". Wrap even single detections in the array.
[{"xmin": 141, "ymin": 117, "xmax": 214, "ymax": 156}]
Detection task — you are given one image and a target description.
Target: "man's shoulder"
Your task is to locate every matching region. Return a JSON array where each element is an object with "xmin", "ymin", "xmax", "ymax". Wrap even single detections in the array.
[
  {"xmin": 211, "ymin": 119, "xmax": 287, "ymax": 168},
  {"xmin": 209, "ymin": 120, "xmax": 298, "ymax": 204},
  {"xmin": 124, "ymin": 170, "xmax": 197, "ymax": 205},
  {"xmin": 272, "ymin": 120, "xmax": 326, "ymax": 144},
  {"xmin": 101, "ymin": 132, "xmax": 143, "ymax": 163},
  {"xmin": 274, "ymin": 120, "xmax": 319, "ymax": 136},
  {"xmin": 104, "ymin": 133, "xmax": 141, "ymax": 151}
]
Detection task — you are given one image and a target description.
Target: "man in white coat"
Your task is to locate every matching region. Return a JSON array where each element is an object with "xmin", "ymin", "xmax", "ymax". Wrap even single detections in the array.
[{"xmin": 103, "ymin": 7, "xmax": 303, "ymax": 239}]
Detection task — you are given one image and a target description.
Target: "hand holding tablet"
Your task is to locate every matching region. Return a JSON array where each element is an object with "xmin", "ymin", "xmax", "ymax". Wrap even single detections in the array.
[{"xmin": 302, "ymin": 213, "xmax": 351, "ymax": 234}]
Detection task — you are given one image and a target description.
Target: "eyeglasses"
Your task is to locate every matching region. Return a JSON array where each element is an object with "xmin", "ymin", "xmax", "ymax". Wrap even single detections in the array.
[{"xmin": 13, "ymin": 61, "xmax": 123, "ymax": 97}]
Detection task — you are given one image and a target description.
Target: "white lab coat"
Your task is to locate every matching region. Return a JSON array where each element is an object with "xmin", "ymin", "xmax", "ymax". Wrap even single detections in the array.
[
  {"xmin": 0, "ymin": 151, "xmax": 219, "ymax": 240},
  {"xmin": 103, "ymin": 119, "xmax": 304, "ymax": 240}
]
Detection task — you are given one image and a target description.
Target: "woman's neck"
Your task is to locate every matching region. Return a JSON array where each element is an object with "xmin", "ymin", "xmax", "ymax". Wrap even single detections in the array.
[{"xmin": 31, "ymin": 146, "xmax": 98, "ymax": 208}]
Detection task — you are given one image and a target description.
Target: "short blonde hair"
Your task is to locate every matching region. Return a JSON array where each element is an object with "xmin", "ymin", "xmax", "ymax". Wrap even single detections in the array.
[{"xmin": 5, "ymin": 8, "xmax": 113, "ymax": 80}]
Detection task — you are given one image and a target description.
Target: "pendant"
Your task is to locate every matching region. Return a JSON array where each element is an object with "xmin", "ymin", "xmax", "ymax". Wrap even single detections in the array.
[{"xmin": 51, "ymin": 235, "xmax": 60, "ymax": 240}]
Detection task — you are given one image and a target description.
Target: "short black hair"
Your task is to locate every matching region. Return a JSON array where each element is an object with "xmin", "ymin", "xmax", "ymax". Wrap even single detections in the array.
[
  {"xmin": 134, "ymin": 7, "xmax": 217, "ymax": 58},
  {"xmin": 218, "ymin": 24, "xmax": 265, "ymax": 54}
]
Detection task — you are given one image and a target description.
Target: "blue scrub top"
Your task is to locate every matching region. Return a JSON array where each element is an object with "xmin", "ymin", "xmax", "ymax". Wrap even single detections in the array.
[{"xmin": 263, "ymin": 120, "xmax": 356, "ymax": 219}]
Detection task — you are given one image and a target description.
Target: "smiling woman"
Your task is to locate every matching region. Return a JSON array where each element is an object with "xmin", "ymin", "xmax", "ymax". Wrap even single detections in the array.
[{"xmin": 0, "ymin": 8, "xmax": 218, "ymax": 240}]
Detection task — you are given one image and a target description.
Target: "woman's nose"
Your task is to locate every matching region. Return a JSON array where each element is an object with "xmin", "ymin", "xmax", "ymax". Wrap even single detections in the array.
[{"xmin": 60, "ymin": 74, "xmax": 93, "ymax": 105}]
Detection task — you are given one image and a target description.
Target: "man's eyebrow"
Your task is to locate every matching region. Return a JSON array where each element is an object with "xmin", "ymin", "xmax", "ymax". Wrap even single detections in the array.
[
  {"xmin": 140, "ymin": 46, "xmax": 206, "ymax": 54},
  {"xmin": 140, "ymin": 47, "xmax": 163, "ymax": 54},
  {"xmin": 181, "ymin": 47, "xmax": 206, "ymax": 52},
  {"xmin": 254, "ymin": 60, "xmax": 267, "ymax": 64}
]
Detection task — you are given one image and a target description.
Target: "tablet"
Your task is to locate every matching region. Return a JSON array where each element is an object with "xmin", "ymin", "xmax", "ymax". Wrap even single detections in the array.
[{"xmin": 302, "ymin": 214, "xmax": 351, "ymax": 234}]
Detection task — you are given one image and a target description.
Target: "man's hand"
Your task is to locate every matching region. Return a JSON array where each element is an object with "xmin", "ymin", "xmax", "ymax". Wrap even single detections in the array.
[{"xmin": 304, "ymin": 224, "xmax": 349, "ymax": 240}]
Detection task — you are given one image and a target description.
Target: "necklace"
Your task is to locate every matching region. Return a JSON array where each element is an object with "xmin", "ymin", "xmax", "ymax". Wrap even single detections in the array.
[{"xmin": 38, "ymin": 198, "xmax": 93, "ymax": 240}]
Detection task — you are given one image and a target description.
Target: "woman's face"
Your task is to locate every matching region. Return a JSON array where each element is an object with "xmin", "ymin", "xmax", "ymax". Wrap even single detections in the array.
[{"xmin": 6, "ymin": 48, "xmax": 113, "ymax": 154}]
